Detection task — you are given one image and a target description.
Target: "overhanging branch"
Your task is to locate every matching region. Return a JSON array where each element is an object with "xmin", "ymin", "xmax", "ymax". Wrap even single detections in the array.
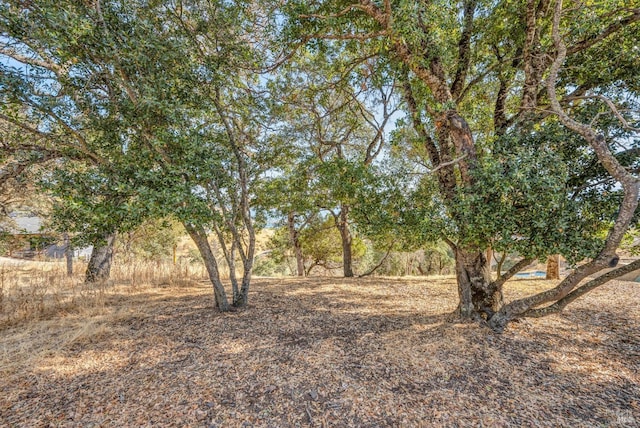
[{"xmin": 524, "ymin": 258, "xmax": 640, "ymax": 317}]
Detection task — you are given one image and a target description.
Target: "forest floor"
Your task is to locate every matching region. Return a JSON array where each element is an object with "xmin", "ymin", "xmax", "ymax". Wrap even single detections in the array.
[{"xmin": 0, "ymin": 275, "xmax": 638, "ymax": 427}]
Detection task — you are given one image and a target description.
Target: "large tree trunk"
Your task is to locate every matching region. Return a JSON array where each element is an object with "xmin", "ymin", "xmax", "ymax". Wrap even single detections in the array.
[
  {"xmin": 85, "ymin": 233, "xmax": 115, "ymax": 283},
  {"xmin": 454, "ymin": 247, "xmax": 497, "ymax": 320},
  {"xmin": 288, "ymin": 212, "xmax": 305, "ymax": 277},
  {"xmin": 337, "ymin": 206, "xmax": 354, "ymax": 277},
  {"xmin": 184, "ymin": 223, "xmax": 230, "ymax": 312}
]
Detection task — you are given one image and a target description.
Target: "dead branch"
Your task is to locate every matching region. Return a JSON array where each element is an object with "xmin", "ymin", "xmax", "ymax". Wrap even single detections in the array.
[{"xmin": 427, "ymin": 154, "xmax": 468, "ymax": 175}]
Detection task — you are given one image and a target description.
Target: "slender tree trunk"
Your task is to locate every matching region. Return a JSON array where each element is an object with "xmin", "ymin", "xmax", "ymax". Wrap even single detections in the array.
[
  {"xmin": 172, "ymin": 244, "xmax": 177, "ymax": 266},
  {"xmin": 85, "ymin": 233, "xmax": 115, "ymax": 283},
  {"xmin": 486, "ymin": 247, "xmax": 493, "ymax": 281},
  {"xmin": 233, "ymin": 196, "xmax": 256, "ymax": 308},
  {"xmin": 63, "ymin": 233, "xmax": 73, "ymax": 276},
  {"xmin": 236, "ymin": 256, "xmax": 253, "ymax": 307},
  {"xmin": 337, "ymin": 206, "xmax": 354, "ymax": 277},
  {"xmin": 288, "ymin": 212, "xmax": 305, "ymax": 277},
  {"xmin": 229, "ymin": 242, "xmax": 240, "ymax": 302},
  {"xmin": 184, "ymin": 224, "xmax": 230, "ymax": 312},
  {"xmin": 234, "ymin": 232, "xmax": 255, "ymax": 308},
  {"xmin": 546, "ymin": 254, "xmax": 560, "ymax": 279},
  {"xmin": 495, "ymin": 252, "xmax": 507, "ymax": 280}
]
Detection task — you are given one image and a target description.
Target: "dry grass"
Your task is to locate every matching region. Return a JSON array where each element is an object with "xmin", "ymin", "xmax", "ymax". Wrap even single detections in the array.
[
  {"xmin": 0, "ymin": 274, "xmax": 638, "ymax": 427},
  {"xmin": 0, "ymin": 257, "xmax": 209, "ymax": 328}
]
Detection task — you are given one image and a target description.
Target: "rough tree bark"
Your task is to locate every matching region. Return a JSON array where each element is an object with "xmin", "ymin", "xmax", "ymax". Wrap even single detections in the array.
[
  {"xmin": 63, "ymin": 233, "xmax": 73, "ymax": 276},
  {"xmin": 288, "ymin": 212, "xmax": 305, "ymax": 277},
  {"xmin": 85, "ymin": 233, "xmax": 115, "ymax": 283},
  {"xmin": 546, "ymin": 255, "xmax": 560, "ymax": 280},
  {"xmin": 184, "ymin": 223, "xmax": 230, "ymax": 312},
  {"xmin": 401, "ymin": 57, "xmax": 494, "ymax": 320},
  {"xmin": 336, "ymin": 205, "xmax": 354, "ymax": 277},
  {"xmin": 488, "ymin": 0, "xmax": 640, "ymax": 332},
  {"xmin": 454, "ymin": 246, "xmax": 498, "ymax": 319}
]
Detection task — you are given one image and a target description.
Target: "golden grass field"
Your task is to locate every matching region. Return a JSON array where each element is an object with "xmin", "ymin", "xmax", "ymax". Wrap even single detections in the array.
[{"xmin": 0, "ymin": 260, "xmax": 638, "ymax": 427}]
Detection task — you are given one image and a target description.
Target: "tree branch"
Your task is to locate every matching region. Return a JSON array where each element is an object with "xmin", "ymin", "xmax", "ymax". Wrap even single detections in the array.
[
  {"xmin": 489, "ymin": 0, "xmax": 640, "ymax": 331},
  {"xmin": 564, "ymin": 95, "xmax": 640, "ymax": 132},
  {"xmin": 566, "ymin": 8, "xmax": 640, "ymax": 56},
  {"xmin": 299, "ymin": 4, "xmax": 370, "ymax": 20},
  {"xmin": 427, "ymin": 154, "xmax": 468, "ymax": 175},
  {"xmin": 400, "ymin": 73, "xmax": 440, "ymax": 167},
  {"xmin": 358, "ymin": 241, "xmax": 395, "ymax": 277},
  {"xmin": 302, "ymin": 30, "xmax": 387, "ymax": 42},
  {"xmin": 451, "ymin": 0, "xmax": 477, "ymax": 99},
  {"xmin": 489, "ymin": 258, "xmax": 534, "ymax": 291},
  {"xmin": 525, "ymin": 258, "xmax": 640, "ymax": 317}
]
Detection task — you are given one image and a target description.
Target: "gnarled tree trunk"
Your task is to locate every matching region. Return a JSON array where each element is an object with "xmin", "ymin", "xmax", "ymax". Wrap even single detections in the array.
[
  {"xmin": 454, "ymin": 247, "xmax": 497, "ymax": 319},
  {"xmin": 85, "ymin": 233, "xmax": 115, "ymax": 283}
]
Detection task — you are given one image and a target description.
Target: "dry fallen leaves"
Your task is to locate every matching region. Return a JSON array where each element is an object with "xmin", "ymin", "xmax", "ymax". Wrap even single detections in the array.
[{"xmin": 0, "ymin": 276, "xmax": 638, "ymax": 427}]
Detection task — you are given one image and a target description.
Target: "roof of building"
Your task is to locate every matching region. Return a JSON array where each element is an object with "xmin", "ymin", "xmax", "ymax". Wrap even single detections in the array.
[
  {"xmin": 15, "ymin": 216, "xmax": 43, "ymax": 234},
  {"xmin": 2, "ymin": 215, "xmax": 45, "ymax": 235}
]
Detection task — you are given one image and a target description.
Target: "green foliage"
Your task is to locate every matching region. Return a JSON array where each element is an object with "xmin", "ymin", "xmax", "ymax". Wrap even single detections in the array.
[
  {"xmin": 117, "ymin": 218, "xmax": 183, "ymax": 262},
  {"xmin": 622, "ymin": 229, "xmax": 640, "ymax": 256},
  {"xmin": 282, "ymin": 0, "xmax": 639, "ymax": 266},
  {"xmin": 263, "ymin": 216, "xmax": 367, "ymax": 276},
  {"xmin": 0, "ymin": 1, "xmax": 273, "ymax": 283},
  {"xmin": 42, "ymin": 162, "xmax": 153, "ymax": 246},
  {"xmin": 262, "ymin": 227, "xmax": 295, "ymax": 274},
  {"xmin": 253, "ymin": 253, "xmax": 291, "ymax": 277},
  {"xmin": 356, "ymin": 239, "xmax": 454, "ymax": 277},
  {"xmin": 300, "ymin": 216, "xmax": 366, "ymax": 274}
]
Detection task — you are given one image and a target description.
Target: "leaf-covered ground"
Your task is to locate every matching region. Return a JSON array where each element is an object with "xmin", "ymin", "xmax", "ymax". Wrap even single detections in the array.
[{"xmin": 1, "ymin": 276, "xmax": 638, "ymax": 427}]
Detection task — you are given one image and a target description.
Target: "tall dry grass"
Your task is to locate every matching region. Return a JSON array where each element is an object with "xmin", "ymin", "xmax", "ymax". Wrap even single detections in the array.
[
  {"xmin": 111, "ymin": 257, "xmax": 210, "ymax": 288},
  {"xmin": 0, "ymin": 257, "xmax": 209, "ymax": 329},
  {"xmin": 0, "ymin": 257, "xmax": 211, "ymax": 376}
]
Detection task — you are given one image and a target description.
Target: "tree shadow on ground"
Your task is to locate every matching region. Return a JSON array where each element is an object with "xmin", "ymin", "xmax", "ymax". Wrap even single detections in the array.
[{"xmin": 2, "ymin": 277, "xmax": 638, "ymax": 427}]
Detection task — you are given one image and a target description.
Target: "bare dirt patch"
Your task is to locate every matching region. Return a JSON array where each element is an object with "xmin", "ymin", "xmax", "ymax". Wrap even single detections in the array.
[{"xmin": 1, "ymin": 276, "xmax": 638, "ymax": 427}]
